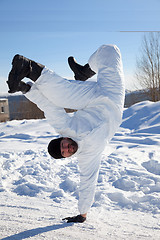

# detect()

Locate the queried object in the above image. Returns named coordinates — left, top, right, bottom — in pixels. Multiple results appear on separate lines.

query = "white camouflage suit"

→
left=26, top=45, right=125, bottom=214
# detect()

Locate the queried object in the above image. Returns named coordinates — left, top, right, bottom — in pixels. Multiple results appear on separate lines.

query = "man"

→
left=7, top=45, right=125, bottom=223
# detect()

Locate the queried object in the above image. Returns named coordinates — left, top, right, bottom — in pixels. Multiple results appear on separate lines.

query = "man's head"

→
left=48, top=137, right=78, bottom=159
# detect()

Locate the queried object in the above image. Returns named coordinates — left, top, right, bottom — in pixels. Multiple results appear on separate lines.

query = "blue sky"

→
left=0, top=0, right=160, bottom=92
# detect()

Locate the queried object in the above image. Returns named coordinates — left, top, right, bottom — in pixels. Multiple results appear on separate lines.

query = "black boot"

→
left=17, top=81, right=31, bottom=94
left=7, top=81, right=31, bottom=94
left=68, top=56, right=96, bottom=81
left=7, top=54, right=45, bottom=93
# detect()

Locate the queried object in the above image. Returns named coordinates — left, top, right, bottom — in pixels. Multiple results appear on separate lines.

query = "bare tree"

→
left=136, top=32, right=160, bottom=101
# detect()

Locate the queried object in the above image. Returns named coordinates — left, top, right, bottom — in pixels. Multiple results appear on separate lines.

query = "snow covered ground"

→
left=0, top=100, right=160, bottom=239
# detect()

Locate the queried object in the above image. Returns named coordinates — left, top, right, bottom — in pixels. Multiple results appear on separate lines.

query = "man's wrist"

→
left=81, top=213, right=87, bottom=218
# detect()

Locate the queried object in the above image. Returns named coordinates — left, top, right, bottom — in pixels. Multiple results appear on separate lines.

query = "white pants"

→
left=32, top=45, right=125, bottom=112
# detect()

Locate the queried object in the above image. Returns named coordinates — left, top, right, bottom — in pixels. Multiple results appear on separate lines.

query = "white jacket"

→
left=26, top=45, right=125, bottom=214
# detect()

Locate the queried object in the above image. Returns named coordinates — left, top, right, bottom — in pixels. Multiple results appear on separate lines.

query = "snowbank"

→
left=0, top=101, right=160, bottom=239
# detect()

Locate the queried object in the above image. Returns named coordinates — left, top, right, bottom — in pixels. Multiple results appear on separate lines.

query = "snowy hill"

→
left=0, top=101, right=160, bottom=239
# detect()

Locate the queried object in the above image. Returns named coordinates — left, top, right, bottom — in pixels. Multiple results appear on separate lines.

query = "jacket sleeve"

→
left=77, top=152, right=101, bottom=214
left=25, top=83, right=71, bottom=133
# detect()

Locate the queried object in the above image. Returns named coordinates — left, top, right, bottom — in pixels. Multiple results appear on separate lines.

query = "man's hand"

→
left=62, top=214, right=86, bottom=223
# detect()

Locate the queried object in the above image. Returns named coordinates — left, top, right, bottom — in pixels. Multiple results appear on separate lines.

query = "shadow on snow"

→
left=1, top=222, right=73, bottom=240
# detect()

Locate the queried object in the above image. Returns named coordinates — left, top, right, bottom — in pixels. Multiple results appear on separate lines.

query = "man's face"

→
left=60, top=138, right=78, bottom=158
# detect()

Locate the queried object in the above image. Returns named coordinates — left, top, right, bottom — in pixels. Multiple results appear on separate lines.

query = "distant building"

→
left=125, top=90, right=151, bottom=108
left=0, top=94, right=44, bottom=122
left=0, top=99, right=9, bottom=122
left=7, top=95, right=44, bottom=120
